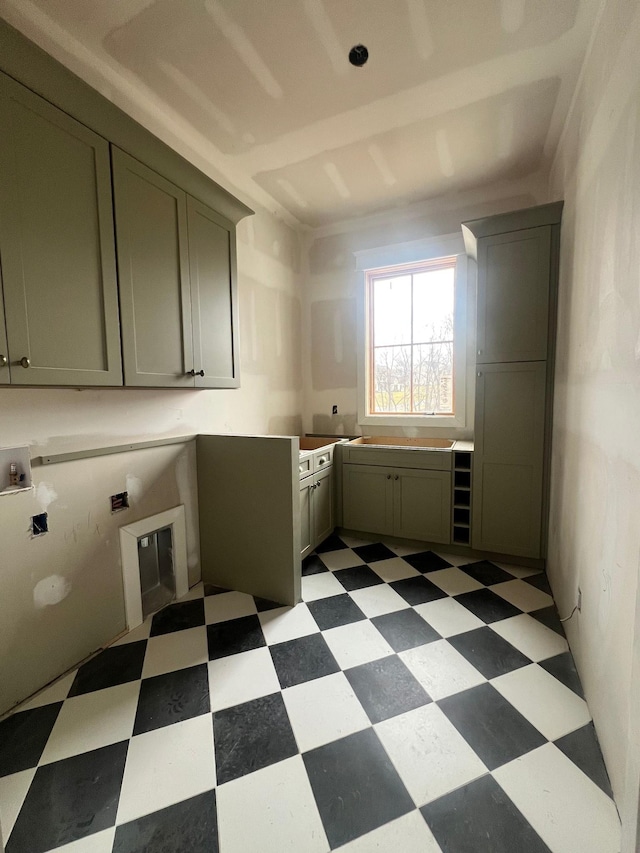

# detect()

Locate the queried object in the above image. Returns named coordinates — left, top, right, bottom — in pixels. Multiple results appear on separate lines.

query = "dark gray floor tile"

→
left=303, top=728, right=414, bottom=849
left=302, top=554, right=329, bottom=576
left=150, top=599, right=205, bottom=636
left=315, top=534, right=348, bottom=553
left=334, top=565, right=384, bottom=591
left=0, top=703, right=62, bottom=778
left=454, top=589, right=523, bottom=623
left=523, top=572, right=553, bottom=595
left=307, top=594, right=366, bottom=630
left=459, top=561, right=514, bottom=586
left=253, top=596, right=283, bottom=612
left=390, top=575, right=448, bottom=605
left=270, top=633, right=340, bottom=689
left=448, top=627, right=531, bottom=679
left=403, top=551, right=453, bottom=573
left=113, top=790, right=218, bottom=853
left=345, top=656, right=431, bottom=724
left=438, top=683, right=546, bottom=770
left=133, top=664, right=210, bottom=735
left=421, top=774, right=551, bottom=853
left=214, top=692, right=297, bottom=784
left=371, top=609, right=440, bottom=652
left=68, top=641, right=147, bottom=697
left=352, top=543, right=397, bottom=563
left=530, top=605, right=565, bottom=636
left=207, top=614, right=266, bottom=661
left=6, top=741, right=129, bottom=853
left=204, top=584, right=229, bottom=596
left=539, top=651, right=584, bottom=698
left=554, top=724, right=613, bottom=797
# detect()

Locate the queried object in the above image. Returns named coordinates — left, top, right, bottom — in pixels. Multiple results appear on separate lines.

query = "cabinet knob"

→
left=186, top=369, right=196, bottom=377
left=477, top=349, right=482, bottom=355
left=19, top=356, right=30, bottom=368
left=186, top=369, right=205, bottom=377
left=477, top=371, right=483, bottom=377
left=394, top=475, right=399, bottom=480
left=386, top=474, right=391, bottom=480
left=316, top=480, right=321, bottom=488
left=196, top=370, right=205, bottom=377
left=0, top=354, right=7, bottom=367
left=318, top=457, right=326, bottom=465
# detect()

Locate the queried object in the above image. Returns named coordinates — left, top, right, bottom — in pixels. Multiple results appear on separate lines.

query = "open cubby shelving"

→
left=452, top=451, right=473, bottom=545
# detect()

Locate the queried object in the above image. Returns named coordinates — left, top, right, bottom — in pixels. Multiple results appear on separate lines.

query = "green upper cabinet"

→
left=0, top=73, right=122, bottom=386
left=475, top=226, right=551, bottom=363
left=112, top=148, right=193, bottom=387
left=187, top=197, right=239, bottom=389
left=112, top=148, right=240, bottom=389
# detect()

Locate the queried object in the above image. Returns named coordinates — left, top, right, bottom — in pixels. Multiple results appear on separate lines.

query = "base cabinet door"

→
left=473, top=361, right=547, bottom=557
left=394, top=468, right=451, bottom=544
left=300, top=477, right=314, bottom=560
left=342, top=464, right=394, bottom=536
left=0, top=279, right=9, bottom=384
left=313, top=467, right=333, bottom=546
left=0, top=73, right=122, bottom=386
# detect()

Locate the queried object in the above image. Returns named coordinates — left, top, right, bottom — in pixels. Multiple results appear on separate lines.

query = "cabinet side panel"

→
left=0, top=73, right=121, bottom=384
left=197, top=435, right=299, bottom=606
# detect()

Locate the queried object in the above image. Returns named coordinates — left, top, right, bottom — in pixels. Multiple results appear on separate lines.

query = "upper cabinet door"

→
left=0, top=74, right=122, bottom=386
left=476, top=226, right=551, bottom=363
left=0, top=268, right=9, bottom=385
left=187, top=197, right=239, bottom=389
left=112, top=148, right=194, bottom=387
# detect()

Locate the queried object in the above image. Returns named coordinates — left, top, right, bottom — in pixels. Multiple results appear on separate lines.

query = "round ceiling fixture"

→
left=348, top=44, right=369, bottom=67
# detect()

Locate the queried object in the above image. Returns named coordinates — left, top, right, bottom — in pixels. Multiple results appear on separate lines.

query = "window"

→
left=356, top=234, right=468, bottom=429
left=367, top=257, right=456, bottom=416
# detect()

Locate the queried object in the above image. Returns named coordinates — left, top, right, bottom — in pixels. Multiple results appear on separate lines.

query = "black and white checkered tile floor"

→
left=0, top=534, right=621, bottom=853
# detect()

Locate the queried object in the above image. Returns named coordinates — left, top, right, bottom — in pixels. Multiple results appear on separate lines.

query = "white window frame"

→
left=355, top=233, right=468, bottom=429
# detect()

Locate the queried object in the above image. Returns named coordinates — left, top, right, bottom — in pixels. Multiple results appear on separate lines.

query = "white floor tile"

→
left=400, top=640, right=486, bottom=701
left=116, top=714, right=216, bottom=824
left=425, top=567, right=484, bottom=596
left=179, top=582, right=205, bottom=601
left=142, top=626, right=208, bottom=678
left=282, top=672, right=370, bottom=752
left=415, top=598, right=485, bottom=637
left=39, top=681, right=140, bottom=765
left=338, top=810, right=443, bottom=852
left=209, top=647, right=280, bottom=713
left=259, top=603, right=318, bottom=644
left=204, top=590, right=257, bottom=624
left=491, top=579, right=554, bottom=612
left=302, top=571, right=345, bottom=602
left=16, top=671, right=76, bottom=712
left=491, top=664, right=591, bottom=740
left=323, top=621, right=394, bottom=669
left=489, top=614, right=568, bottom=661
left=387, top=542, right=425, bottom=557
left=370, top=557, right=421, bottom=582
left=375, top=704, right=487, bottom=807
left=494, top=743, right=621, bottom=853
left=493, top=561, right=541, bottom=579
left=349, top=584, right=410, bottom=618
left=111, top=618, right=152, bottom=646
left=217, top=755, right=328, bottom=853
left=0, top=768, right=36, bottom=841
left=52, top=828, right=116, bottom=853
left=319, top=549, right=366, bottom=571
left=339, top=534, right=375, bottom=548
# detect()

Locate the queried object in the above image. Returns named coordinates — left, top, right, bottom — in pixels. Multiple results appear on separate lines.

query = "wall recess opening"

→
left=119, top=506, right=188, bottom=631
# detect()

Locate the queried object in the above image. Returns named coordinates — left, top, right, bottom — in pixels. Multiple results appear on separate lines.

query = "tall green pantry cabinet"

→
left=462, top=202, right=563, bottom=559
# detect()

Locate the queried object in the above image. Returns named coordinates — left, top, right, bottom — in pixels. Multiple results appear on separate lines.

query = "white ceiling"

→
left=0, top=0, right=600, bottom=228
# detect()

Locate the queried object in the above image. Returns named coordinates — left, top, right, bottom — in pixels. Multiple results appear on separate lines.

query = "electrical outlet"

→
left=332, top=405, right=338, bottom=415
left=32, top=512, right=48, bottom=535
left=577, top=587, right=582, bottom=612
left=111, top=492, right=129, bottom=512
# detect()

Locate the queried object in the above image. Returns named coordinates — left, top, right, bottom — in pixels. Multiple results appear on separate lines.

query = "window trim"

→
left=355, top=233, right=468, bottom=429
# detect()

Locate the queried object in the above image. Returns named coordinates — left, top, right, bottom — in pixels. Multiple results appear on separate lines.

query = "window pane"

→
left=373, top=345, right=412, bottom=412
left=413, top=268, right=454, bottom=343
left=373, top=276, right=412, bottom=346
left=412, top=342, right=453, bottom=413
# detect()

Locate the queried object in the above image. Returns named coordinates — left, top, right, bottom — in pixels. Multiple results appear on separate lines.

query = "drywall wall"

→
left=547, top=0, right=640, bottom=844
left=302, top=177, right=548, bottom=438
left=0, top=203, right=304, bottom=715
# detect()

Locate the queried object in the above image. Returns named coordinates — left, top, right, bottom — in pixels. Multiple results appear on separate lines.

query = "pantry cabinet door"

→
left=112, top=147, right=194, bottom=387
left=0, top=73, right=122, bottom=385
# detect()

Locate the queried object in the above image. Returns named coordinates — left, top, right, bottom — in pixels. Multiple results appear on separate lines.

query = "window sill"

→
left=358, top=413, right=466, bottom=429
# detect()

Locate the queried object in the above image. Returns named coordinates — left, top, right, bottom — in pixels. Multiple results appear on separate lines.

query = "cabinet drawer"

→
left=314, top=446, right=334, bottom=472
left=344, top=446, right=451, bottom=471
left=299, top=456, right=313, bottom=479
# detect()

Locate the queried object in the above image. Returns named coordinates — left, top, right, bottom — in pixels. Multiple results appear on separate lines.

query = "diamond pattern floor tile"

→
left=1, top=535, right=620, bottom=853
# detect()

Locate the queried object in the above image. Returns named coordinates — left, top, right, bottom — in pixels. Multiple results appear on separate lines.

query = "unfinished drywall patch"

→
left=33, top=575, right=71, bottom=609
left=36, top=482, right=58, bottom=512
left=125, top=474, right=143, bottom=502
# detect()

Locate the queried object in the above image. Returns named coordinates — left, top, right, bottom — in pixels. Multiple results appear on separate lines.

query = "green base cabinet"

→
left=300, top=466, right=334, bottom=559
left=343, top=464, right=394, bottom=537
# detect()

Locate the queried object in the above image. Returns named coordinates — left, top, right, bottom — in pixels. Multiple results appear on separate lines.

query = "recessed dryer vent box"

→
left=0, top=445, right=33, bottom=495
